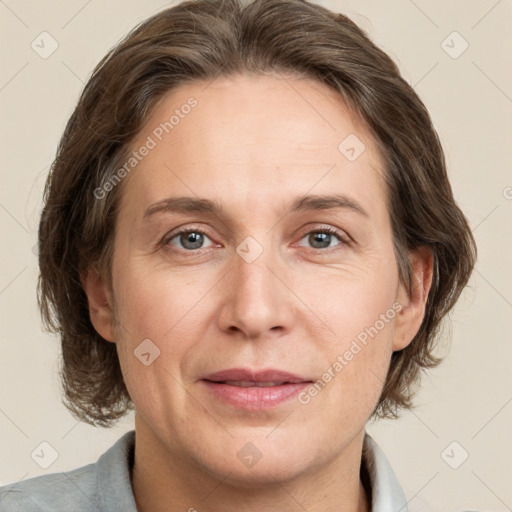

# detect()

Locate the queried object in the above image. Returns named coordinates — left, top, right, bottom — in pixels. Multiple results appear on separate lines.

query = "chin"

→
left=209, top=457, right=311, bottom=489
left=191, top=436, right=317, bottom=488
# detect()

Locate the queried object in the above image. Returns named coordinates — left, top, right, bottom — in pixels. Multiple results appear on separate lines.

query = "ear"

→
left=80, top=266, right=116, bottom=343
left=392, top=246, right=434, bottom=351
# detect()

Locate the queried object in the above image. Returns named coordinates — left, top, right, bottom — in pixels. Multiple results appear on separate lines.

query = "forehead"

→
left=118, top=73, right=388, bottom=222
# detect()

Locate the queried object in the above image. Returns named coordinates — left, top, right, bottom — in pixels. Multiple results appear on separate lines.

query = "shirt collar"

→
left=96, top=429, right=408, bottom=512
left=363, top=432, right=409, bottom=512
left=96, top=430, right=138, bottom=511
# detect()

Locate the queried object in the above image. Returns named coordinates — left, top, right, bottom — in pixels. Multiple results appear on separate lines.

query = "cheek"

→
left=112, top=260, right=208, bottom=342
left=296, top=267, right=398, bottom=415
left=301, top=260, right=398, bottom=345
left=110, top=261, right=214, bottom=400
left=300, top=322, right=394, bottom=431
left=110, top=268, right=200, bottom=414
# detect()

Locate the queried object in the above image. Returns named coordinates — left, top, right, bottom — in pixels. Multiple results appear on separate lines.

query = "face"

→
left=85, top=72, right=430, bottom=485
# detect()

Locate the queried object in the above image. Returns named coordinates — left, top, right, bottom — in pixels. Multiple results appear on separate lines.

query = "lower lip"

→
left=201, top=380, right=311, bottom=410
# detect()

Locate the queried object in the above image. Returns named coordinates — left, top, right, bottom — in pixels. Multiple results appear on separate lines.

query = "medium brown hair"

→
left=38, top=0, right=477, bottom=426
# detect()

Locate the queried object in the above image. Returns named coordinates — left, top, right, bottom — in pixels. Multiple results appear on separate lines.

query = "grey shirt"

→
left=0, top=430, right=408, bottom=511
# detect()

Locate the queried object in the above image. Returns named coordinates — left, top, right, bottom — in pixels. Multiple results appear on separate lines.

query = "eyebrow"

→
left=143, top=193, right=370, bottom=220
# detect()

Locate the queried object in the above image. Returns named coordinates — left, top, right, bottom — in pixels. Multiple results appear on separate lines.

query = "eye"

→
left=163, top=225, right=349, bottom=254
left=164, top=228, right=216, bottom=251
left=297, top=227, right=349, bottom=250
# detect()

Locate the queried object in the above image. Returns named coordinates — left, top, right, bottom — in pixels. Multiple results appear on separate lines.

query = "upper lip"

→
left=203, top=368, right=313, bottom=384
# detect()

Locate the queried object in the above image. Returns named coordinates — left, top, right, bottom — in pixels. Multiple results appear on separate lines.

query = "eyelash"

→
left=162, top=225, right=350, bottom=255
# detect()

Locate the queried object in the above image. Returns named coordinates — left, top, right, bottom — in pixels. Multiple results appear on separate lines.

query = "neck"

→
left=131, top=416, right=370, bottom=512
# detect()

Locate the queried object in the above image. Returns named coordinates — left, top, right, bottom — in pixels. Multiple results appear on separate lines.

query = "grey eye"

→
left=298, top=229, right=344, bottom=250
left=167, top=230, right=214, bottom=251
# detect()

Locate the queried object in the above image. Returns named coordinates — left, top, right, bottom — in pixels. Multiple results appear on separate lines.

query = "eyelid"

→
left=296, top=223, right=350, bottom=241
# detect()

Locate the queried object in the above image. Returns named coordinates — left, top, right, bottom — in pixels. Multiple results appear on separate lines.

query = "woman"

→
left=0, top=0, right=476, bottom=510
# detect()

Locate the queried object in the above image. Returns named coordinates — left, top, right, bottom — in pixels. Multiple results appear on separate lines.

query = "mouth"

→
left=200, top=368, right=314, bottom=410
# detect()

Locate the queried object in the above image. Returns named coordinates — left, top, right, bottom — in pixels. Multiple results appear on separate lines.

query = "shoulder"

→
left=0, top=463, right=98, bottom=511
left=0, top=430, right=136, bottom=512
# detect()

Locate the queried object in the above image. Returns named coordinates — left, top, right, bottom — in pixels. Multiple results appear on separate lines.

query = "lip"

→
left=203, top=368, right=310, bottom=383
left=201, top=368, right=313, bottom=411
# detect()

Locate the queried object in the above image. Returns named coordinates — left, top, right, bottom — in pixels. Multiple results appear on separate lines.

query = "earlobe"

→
left=392, top=246, right=434, bottom=352
left=80, top=266, right=116, bottom=343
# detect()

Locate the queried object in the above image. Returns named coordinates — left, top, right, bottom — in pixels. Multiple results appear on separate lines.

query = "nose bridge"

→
left=218, top=234, right=293, bottom=338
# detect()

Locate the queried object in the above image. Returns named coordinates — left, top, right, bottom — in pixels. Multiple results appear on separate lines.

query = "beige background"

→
left=1, top=0, right=511, bottom=510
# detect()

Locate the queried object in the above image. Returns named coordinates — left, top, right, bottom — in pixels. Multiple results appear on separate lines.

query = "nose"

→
left=216, top=241, right=295, bottom=340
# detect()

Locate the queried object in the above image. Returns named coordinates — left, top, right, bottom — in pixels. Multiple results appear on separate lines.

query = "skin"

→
left=83, top=72, right=433, bottom=512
